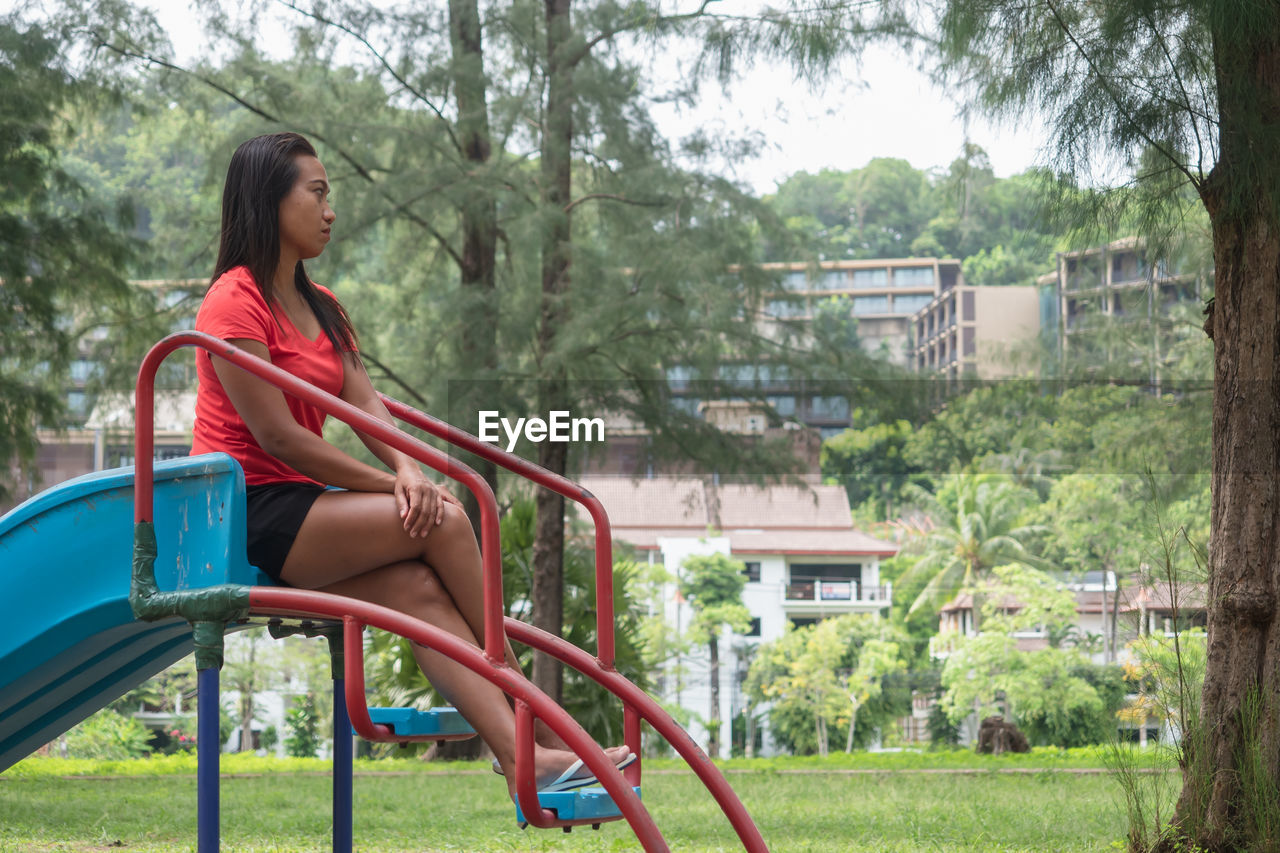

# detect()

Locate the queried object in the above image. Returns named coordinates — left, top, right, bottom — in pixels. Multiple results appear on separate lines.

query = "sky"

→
left=17, top=0, right=1052, bottom=194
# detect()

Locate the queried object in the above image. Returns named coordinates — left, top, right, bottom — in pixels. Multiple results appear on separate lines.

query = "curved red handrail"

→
left=247, top=587, right=667, bottom=849
left=505, top=618, right=769, bottom=852
left=132, top=331, right=768, bottom=850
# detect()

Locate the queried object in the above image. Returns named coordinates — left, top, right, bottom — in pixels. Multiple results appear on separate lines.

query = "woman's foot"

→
left=500, top=745, right=633, bottom=799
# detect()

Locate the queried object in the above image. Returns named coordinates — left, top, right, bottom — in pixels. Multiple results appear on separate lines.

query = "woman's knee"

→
left=353, top=561, right=448, bottom=614
left=422, top=501, right=478, bottom=553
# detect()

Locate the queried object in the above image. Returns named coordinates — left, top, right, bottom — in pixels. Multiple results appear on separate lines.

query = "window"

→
left=783, top=271, right=808, bottom=292
left=745, top=617, right=762, bottom=637
left=670, top=397, right=701, bottom=416
left=809, top=396, right=850, bottom=420
left=742, top=561, right=761, bottom=583
left=894, top=294, right=933, bottom=315
left=852, top=295, right=889, bottom=314
left=721, top=364, right=759, bottom=387
left=767, top=298, right=806, bottom=319
left=821, top=270, right=850, bottom=290
left=894, top=267, right=935, bottom=288
left=766, top=395, right=796, bottom=417
left=665, top=365, right=695, bottom=390
left=852, top=268, right=888, bottom=288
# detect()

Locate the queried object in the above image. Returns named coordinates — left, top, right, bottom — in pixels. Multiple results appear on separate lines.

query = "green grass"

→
left=0, top=754, right=1174, bottom=852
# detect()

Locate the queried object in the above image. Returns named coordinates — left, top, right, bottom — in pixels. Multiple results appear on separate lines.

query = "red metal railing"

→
left=133, top=331, right=768, bottom=851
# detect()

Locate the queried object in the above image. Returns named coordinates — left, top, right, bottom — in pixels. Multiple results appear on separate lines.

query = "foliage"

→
left=1121, top=630, right=1207, bottom=731
left=821, top=410, right=927, bottom=518
left=283, top=693, right=320, bottom=759
left=939, top=566, right=1125, bottom=747
left=64, top=709, right=152, bottom=760
left=679, top=553, right=752, bottom=645
left=746, top=615, right=909, bottom=755
left=897, top=475, right=1046, bottom=616
left=0, top=16, right=135, bottom=498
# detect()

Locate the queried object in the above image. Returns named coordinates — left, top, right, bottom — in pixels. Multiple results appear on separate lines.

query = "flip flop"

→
left=494, top=748, right=637, bottom=778
left=539, top=757, right=596, bottom=793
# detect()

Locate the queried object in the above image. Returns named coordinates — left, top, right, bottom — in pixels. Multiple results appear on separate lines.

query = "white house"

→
left=578, top=476, right=897, bottom=758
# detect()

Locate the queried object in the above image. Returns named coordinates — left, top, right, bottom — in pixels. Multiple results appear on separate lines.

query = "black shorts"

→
left=245, top=482, right=326, bottom=580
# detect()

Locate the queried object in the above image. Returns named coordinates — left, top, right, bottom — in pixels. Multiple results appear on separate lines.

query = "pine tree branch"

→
left=359, top=351, right=431, bottom=409
left=273, top=0, right=464, bottom=158
left=1041, top=0, right=1202, bottom=192
left=563, top=193, right=669, bottom=214
left=86, top=34, right=466, bottom=270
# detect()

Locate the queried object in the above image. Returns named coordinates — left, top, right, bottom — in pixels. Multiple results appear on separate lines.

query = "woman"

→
left=191, top=132, right=628, bottom=798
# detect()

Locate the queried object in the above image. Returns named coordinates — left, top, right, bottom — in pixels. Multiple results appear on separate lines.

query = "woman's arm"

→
left=209, top=340, right=395, bottom=494
left=336, top=351, right=463, bottom=533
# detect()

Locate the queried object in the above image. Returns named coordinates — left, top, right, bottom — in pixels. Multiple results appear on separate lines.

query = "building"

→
left=1, top=280, right=201, bottom=515
left=910, top=285, right=1041, bottom=391
left=759, top=258, right=964, bottom=368
left=1040, top=237, right=1211, bottom=368
left=578, top=475, right=897, bottom=757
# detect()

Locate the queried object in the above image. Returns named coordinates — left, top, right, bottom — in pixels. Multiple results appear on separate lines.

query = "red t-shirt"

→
left=191, top=266, right=350, bottom=486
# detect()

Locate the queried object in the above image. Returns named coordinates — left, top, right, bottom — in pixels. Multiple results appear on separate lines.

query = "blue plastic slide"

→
left=0, top=454, right=270, bottom=771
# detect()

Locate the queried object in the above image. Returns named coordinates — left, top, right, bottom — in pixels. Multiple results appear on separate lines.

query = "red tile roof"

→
left=576, top=477, right=898, bottom=557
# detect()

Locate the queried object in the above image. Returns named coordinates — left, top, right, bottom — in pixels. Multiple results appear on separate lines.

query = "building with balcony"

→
left=759, top=258, right=964, bottom=368
left=578, top=475, right=897, bottom=757
left=909, top=285, right=1041, bottom=392
left=1040, top=237, right=1211, bottom=365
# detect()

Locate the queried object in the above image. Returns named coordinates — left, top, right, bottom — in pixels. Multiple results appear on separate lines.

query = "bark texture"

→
left=530, top=0, right=574, bottom=704
left=1169, top=18, right=1280, bottom=851
left=448, top=0, right=500, bottom=531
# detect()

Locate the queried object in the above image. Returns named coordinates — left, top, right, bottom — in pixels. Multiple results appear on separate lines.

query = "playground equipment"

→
left=0, top=331, right=768, bottom=852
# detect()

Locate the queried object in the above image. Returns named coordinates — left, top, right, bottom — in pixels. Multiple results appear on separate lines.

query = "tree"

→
left=679, top=553, right=751, bottom=757
left=0, top=16, right=134, bottom=500
left=896, top=474, right=1046, bottom=617
left=746, top=614, right=909, bottom=756
left=939, top=565, right=1122, bottom=747
left=844, top=638, right=904, bottom=752
left=821, top=410, right=926, bottom=518
left=927, top=3, right=1278, bottom=840
left=1036, top=474, right=1146, bottom=663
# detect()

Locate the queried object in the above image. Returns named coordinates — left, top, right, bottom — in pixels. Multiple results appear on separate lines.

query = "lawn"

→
left=0, top=753, right=1175, bottom=852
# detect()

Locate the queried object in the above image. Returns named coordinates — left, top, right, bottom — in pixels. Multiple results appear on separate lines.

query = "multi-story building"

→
left=910, top=285, right=1041, bottom=391
left=759, top=258, right=964, bottom=368
left=579, top=475, right=897, bottom=757
left=1040, top=237, right=1211, bottom=366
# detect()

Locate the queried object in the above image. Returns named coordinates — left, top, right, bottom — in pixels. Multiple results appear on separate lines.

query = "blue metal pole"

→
left=197, top=666, right=220, bottom=853
left=332, top=678, right=353, bottom=853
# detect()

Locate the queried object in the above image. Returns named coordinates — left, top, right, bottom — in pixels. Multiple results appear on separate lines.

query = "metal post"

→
left=332, top=678, right=353, bottom=853
left=197, top=666, right=220, bottom=853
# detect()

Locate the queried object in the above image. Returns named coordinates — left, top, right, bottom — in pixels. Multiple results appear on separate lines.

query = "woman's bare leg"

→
left=313, top=561, right=622, bottom=797
left=282, top=490, right=573, bottom=748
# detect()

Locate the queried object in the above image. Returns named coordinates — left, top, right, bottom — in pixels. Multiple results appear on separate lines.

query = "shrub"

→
left=65, top=709, right=152, bottom=760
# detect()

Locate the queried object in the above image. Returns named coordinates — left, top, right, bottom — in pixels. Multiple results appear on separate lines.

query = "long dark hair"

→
left=213, top=132, right=357, bottom=352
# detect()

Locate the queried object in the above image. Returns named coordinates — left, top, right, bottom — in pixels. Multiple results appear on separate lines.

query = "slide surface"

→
left=0, top=454, right=270, bottom=772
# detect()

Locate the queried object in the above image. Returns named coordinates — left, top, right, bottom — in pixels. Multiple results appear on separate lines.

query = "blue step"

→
left=516, top=786, right=642, bottom=825
left=358, top=706, right=475, bottom=738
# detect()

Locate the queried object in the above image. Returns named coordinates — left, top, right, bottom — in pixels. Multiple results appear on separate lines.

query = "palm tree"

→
left=899, top=475, right=1047, bottom=620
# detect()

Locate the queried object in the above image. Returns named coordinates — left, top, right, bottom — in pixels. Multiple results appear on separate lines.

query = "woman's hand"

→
left=394, top=467, right=464, bottom=537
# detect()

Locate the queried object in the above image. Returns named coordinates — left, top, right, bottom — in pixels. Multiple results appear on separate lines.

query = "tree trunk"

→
left=708, top=634, right=720, bottom=756
left=530, top=0, right=574, bottom=705
left=447, top=0, right=500, bottom=532
left=846, top=700, right=858, bottom=753
left=1168, top=23, right=1280, bottom=850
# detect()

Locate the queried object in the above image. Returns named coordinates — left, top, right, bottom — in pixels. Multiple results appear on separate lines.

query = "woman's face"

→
left=278, top=155, right=335, bottom=262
